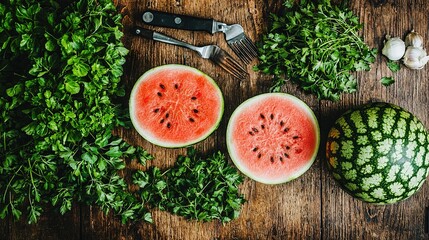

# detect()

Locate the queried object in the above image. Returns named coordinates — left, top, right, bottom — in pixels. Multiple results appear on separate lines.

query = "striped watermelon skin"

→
left=326, top=102, right=429, bottom=204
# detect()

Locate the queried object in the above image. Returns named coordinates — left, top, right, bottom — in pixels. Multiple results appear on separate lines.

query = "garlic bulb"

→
left=405, top=30, right=424, bottom=48
left=403, top=46, right=429, bottom=69
left=382, top=36, right=406, bottom=61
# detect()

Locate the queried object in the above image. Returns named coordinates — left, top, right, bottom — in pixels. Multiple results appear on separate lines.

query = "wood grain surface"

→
left=2, top=0, right=429, bottom=239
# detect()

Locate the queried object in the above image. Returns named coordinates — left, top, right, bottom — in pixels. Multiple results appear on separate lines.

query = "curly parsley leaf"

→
left=255, top=0, right=376, bottom=101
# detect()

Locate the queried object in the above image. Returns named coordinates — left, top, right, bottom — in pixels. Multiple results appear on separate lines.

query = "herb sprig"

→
left=255, top=0, right=377, bottom=101
left=133, top=148, right=245, bottom=223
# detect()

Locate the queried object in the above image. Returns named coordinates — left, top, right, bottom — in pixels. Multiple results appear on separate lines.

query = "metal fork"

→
left=133, top=27, right=248, bottom=79
left=141, top=10, right=258, bottom=64
left=215, top=23, right=259, bottom=64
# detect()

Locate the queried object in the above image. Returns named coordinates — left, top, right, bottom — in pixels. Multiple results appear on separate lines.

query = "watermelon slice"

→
left=226, top=93, right=320, bottom=184
left=129, top=64, right=224, bottom=148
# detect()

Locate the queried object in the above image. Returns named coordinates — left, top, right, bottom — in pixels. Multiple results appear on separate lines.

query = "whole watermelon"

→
left=326, top=102, right=429, bottom=204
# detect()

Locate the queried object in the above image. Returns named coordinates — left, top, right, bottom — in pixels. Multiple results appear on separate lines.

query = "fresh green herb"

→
left=133, top=148, right=245, bottom=223
left=254, top=0, right=377, bottom=101
left=380, top=76, right=395, bottom=86
left=0, top=0, right=245, bottom=225
left=0, top=0, right=153, bottom=224
left=387, top=60, right=401, bottom=72
left=283, top=0, right=294, bottom=8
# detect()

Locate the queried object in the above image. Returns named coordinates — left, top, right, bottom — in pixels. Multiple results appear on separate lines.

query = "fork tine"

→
left=217, top=58, right=248, bottom=79
left=211, top=47, right=248, bottom=79
left=243, top=36, right=258, bottom=56
left=224, top=54, right=249, bottom=79
left=240, top=38, right=258, bottom=60
left=222, top=57, right=248, bottom=79
left=229, top=42, right=252, bottom=65
left=228, top=35, right=258, bottom=64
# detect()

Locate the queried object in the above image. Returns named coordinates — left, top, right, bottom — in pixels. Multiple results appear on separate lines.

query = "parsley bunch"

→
left=255, top=0, right=377, bottom=101
left=0, top=0, right=153, bottom=224
left=0, top=0, right=246, bottom=224
left=133, top=148, right=245, bottom=223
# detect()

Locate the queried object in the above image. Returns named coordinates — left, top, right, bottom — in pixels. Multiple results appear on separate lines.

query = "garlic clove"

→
left=405, top=30, right=424, bottom=48
left=403, top=46, right=429, bottom=69
left=382, top=37, right=406, bottom=61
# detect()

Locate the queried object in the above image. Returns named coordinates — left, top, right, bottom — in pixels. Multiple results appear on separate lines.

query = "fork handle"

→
left=133, top=27, right=154, bottom=39
left=142, top=10, right=216, bottom=34
left=133, top=27, right=199, bottom=52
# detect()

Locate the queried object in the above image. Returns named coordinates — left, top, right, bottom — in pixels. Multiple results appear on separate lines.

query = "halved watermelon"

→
left=129, top=64, right=224, bottom=148
left=226, top=93, right=320, bottom=184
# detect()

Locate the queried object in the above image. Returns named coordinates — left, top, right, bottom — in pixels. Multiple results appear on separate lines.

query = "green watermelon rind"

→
left=226, top=93, right=320, bottom=184
left=326, top=102, right=429, bottom=204
left=129, top=64, right=224, bottom=148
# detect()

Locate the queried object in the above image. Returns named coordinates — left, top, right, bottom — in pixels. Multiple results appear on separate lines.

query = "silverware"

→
left=133, top=27, right=248, bottom=79
left=141, top=10, right=258, bottom=64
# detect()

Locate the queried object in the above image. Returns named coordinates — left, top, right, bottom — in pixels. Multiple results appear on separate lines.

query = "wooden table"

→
left=2, top=0, right=429, bottom=239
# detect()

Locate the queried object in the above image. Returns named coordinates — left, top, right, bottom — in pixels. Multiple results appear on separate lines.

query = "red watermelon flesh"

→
left=130, top=65, right=224, bottom=148
left=226, top=93, right=319, bottom=184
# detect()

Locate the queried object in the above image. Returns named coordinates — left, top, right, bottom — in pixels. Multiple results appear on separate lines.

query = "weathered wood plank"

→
left=6, top=204, right=81, bottom=240
left=0, top=214, right=9, bottom=240
left=3, top=0, right=429, bottom=239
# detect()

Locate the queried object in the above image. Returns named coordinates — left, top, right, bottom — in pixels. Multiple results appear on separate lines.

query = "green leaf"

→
left=6, top=84, right=23, bottom=97
left=20, top=34, right=31, bottom=48
left=105, top=146, right=122, bottom=158
left=72, top=61, right=90, bottom=77
left=64, top=78, right=80, bottom=94
left=116, top=46, right=129, bottom=56
left=380, top=76, right=395, bottom=86
left=45, top=40, right=56, bottom=52
left=97, top=159, right=107, bottom=171
left=387, top=60, right=400, bottom=72
left=144, top=212, right=153, bottom=223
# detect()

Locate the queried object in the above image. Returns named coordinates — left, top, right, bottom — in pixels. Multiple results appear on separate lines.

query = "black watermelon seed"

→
left=284, top=128, right=290, bottom=133
left=252, top=127, right=258, bottom=133
left=285, top=146, right=291, bottom=150
left=280, top=121, right=284, bottom=127
left=293, top=135, right=299, bottom=139
left=248, top=131, right=254, bottom=136
left=279, top=157, right=283, bottom=162
left=193, top=109, right=199, bottom=113
left=260, top=114, right=265, bottom=119
left=160, top=84, right=165, bottom=89
left=167, top=122, right=171, bottom=128
left=257, top=153, right=262, bottom=158
left=270, top=114, right=274, bottom=120
left=165, top=113, right=169, bottom=118
left=270, top=157, right=274, bottom=163
left=261, top=124, right=265, bottom=129
left=174, top=84, right=179, bottom=89
left=189, top=118, right=195, bottom=122
left=284, top=153, right=289, bottom=158
left=252, top=147, right=258, bottom=152
left=157, top=92, right=162, bottom=97
left=191, top=96, right=197, bottom=100
left=160, top=119, right=164, bottom=124
left=154, top=108, right=160, bottom=113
